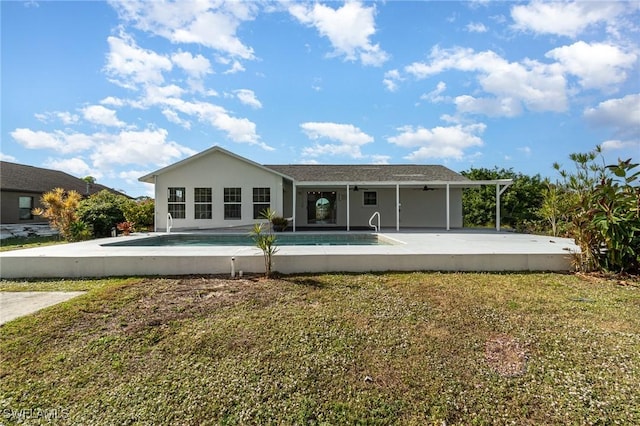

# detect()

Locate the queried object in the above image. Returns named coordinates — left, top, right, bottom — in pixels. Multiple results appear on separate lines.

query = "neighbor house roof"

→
left=0, top=161, right=125, bottom=196
left=265, top=164, right=470, bottom=184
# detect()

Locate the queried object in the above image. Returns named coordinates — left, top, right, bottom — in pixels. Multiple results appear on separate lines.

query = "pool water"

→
left=102, top=233, right=390, bottom=247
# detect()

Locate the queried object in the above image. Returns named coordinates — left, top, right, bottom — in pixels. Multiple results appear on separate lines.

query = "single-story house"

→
left=0, top=161, right=124, bottom=225
left=140, top=146, right=512, bottom=233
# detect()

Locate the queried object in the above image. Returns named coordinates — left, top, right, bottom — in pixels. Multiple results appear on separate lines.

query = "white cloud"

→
left=546, top=41, right=637, bottom=91
left=34, top=111, right=79, bottom=125
left=162, top=109, right=191, bottom=129
left=170, top=51, right=213, bottom=92
left=511, top=1, right=627, bottom=38
left=387, top=123, right=486, bottom=161
left=171, top=51, right=212, bottom=79
left=289, top=1, right=389, bottom=66
left=405, top=46, right=567, bottom=116
left=370, top=154, right=390, bottom=164
left=383, top=69, right=402, bottom=92
left=44, top=157, right=95, bottom=178
left=301, top=122, right=374, bottom=158
left=105, top=32, right=172, bottom=89
left=421, top=81, right=448, bottom=103
left=601, top=140, right=639, bottom=152
left=234, top=89, right=262, bottom=109
left=454, top=95, right=522, bottom=117
left=100, top=96, right=125, bottom=107
left=584, top=93, right=640, bottom=140
left=82, top=105, right=126, bottom=127
left=0, top=152, right=17, bottom=162
left=11, top=128, right=94, bottom=153
left=89, top=128, right=197, bottom=169
left=223, top=60, right=246, bottom=74
left=109, top=0, right=256, bottom=60
left=466, top=22, right=487, bottom=33
left=135, top=85, right=268, bottom=147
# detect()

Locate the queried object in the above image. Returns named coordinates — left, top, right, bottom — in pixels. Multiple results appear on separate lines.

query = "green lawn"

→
left=0, top=235, right=64, bottom=252
left=1, top=273, right=638, bottom=425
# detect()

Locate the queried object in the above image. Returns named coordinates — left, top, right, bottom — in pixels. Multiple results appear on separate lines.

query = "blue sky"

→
left=2, top=0, right=639, bottom=197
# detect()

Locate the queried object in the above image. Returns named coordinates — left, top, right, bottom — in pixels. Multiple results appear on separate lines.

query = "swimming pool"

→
left=102, top=233, right=392, bottom=247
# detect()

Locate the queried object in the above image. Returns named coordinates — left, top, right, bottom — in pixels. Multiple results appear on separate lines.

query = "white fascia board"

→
left=138, top=145, right=294, bottom=183
left=292, top=179, right=512, bottom=187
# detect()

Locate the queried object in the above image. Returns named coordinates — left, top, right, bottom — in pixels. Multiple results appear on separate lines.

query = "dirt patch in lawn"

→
left=484, top=333, right=528, bottom=377
left=79, top=275, right=286, bottom=335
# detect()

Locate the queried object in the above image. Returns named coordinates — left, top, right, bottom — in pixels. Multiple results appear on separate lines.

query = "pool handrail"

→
left=369, top=211, right=380, bottom=233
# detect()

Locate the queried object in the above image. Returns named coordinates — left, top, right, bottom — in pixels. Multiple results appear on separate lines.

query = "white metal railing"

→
left=368, top=211, right=380, bottom=233
left=167, top=213, right=173, bottom=233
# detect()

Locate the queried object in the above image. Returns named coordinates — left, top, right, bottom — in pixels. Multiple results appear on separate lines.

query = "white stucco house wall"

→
left=139, top=146, right=512, bottom=232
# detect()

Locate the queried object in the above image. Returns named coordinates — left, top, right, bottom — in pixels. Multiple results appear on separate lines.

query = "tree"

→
left=461, top=167, right=545, bottom=231
left=32, top=188, right=83, bottom=241
left=77, top=190, right=132, bottom=238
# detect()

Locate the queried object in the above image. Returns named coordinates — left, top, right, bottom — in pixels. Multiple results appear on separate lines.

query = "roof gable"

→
left=138, top=146, right=293, bottom=183
left=0, top=161, right=124, bottom=196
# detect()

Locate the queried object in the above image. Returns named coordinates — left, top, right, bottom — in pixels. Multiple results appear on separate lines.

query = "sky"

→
left=1, top=0, right=639, bottom=197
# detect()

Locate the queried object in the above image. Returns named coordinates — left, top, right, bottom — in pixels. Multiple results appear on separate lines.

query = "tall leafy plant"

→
left=32, top=187, right=83, bottom=241
left=553, top=146, right=639, bottom=274
left=250, top=208, right=279, bottom=277
left=592, top=159, right=640, bottom=273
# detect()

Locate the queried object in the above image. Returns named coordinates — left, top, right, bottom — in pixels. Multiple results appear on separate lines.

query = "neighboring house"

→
left=140, top=146, right=512, bottom=232
left=0, top=161, right=123, bottom=225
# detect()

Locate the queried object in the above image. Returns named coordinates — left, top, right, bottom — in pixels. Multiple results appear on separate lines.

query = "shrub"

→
left=77, top=190, right=131, bottom=238
left=123, top=198, right=154, bottom=231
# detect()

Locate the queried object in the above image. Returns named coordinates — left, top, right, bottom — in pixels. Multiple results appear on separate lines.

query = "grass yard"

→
left=0, top=235, right=63, bottom=252
left=1, top=273, right=638, bottom=425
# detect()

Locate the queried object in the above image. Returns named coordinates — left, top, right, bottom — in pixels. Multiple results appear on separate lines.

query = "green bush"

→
left=123, top=197, right=155, bottom=231
left=77, top=190, right=131, bottom=238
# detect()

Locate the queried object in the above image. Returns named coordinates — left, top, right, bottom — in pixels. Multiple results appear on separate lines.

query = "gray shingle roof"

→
left=264, top=164, right=469, bottom=183
left=0, top=161, right=124, bottom=196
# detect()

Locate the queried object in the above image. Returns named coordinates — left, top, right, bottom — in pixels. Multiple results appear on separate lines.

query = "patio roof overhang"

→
left=289, top=179, right=513, bottom=232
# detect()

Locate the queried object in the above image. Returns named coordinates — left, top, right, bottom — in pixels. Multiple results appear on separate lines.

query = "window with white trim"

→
left=194, top=188, right=212, bottom=219
left=253, top=187, right=271, bottom=219
left=363, top=191, right=377, bottom=206
left=167, top=187, right=186, bottom=219
left=224, top=187, right=241, bottom=220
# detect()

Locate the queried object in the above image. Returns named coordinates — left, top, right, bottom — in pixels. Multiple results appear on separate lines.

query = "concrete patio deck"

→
left=0, top=230, right=580, bottom=279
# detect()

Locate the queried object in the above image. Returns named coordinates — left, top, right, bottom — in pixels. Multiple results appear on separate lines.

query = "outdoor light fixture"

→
left=353, top=185, right=359, bottom=191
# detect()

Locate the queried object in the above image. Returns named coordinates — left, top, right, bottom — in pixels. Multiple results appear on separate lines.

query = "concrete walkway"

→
left=0, top=292, right=86, bottom=325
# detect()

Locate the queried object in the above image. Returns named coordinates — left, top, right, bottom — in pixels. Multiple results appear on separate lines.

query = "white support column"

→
left=292, top=182, right=297, bottom=232
left=346, top=184, right=350, bottom=231
left=446, top=183, right=450, bottom=231
left=396, top=184, right=400, bottom=232
left=496, top=184, right=500, bottom=232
